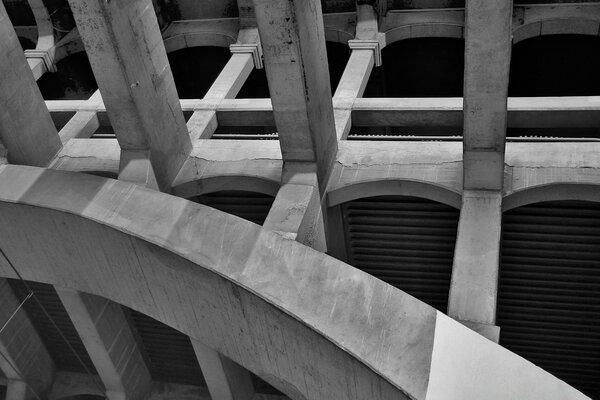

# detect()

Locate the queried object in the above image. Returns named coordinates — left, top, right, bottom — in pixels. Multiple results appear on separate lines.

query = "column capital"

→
left=24, top=49, right=56, bottom=73
left=348, top=39, right=382, bottom=66
left=229, top=43, right=263, bottom=69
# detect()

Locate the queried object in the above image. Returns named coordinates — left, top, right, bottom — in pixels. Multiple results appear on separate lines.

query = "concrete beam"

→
left=0, top=1, right=62, bottom=167
left=191, top=340, right=254, bottom=400
left=67, top=0, right=191, bottom=191
left=253, top=0, right=338, bottom=188
left=448, top=191, right=502, bottom=342
left=0, top=279, right=55, bottom=400
left=55, top=289, right=152, bottom=400
left=58, top=90, right=103, bottom=144
left=462, top=0, right=512, bottom=191
left=264, top=164, right=327, bottom=252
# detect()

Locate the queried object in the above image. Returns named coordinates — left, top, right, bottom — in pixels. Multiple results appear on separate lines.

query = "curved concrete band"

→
left=0, top=165, right=589, bottom=400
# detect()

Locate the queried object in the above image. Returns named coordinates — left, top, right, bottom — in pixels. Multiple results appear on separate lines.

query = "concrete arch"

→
left=0, top=165, right=588, bottom=400
left=324, top=28, right=354, bottom=44
left=512, top=18, right=600, bottom=45
left=163, top=33, right=237, bottom=53
left=171, top=175, right=280, bottom=199
left=503, top=183, right=600, bottom=212
left=327, top=179, right=462, bottom=209
left=383, top=23, right=464, bottom=48
left=53, top=38, right=86, bottom=64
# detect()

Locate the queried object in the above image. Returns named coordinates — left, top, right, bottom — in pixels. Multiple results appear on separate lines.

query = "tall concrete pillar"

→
left=56, top=289, right=152, bottom=400
left=462, top=0, right=512, bottom=191
left=253, top=0, right=337, bottom=188
left=67, top=0, right=192, bottom=191
left=191, top=340, right=254, bottom=400
left=0, top=279, right=55, bottom=400
left=0, top=2, right=62, bottom=167
left=448, top=191, right=502, bottom=342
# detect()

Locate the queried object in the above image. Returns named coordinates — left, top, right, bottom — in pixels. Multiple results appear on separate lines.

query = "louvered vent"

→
left=342, top=195, right=459, bottom=311
left=125, top=308, right=206, bottom=386
left=498, top=201, right=600, bottom=399
left=7, top=280, right=96, bottom=374
left=192, top=191, right=275, bottom=226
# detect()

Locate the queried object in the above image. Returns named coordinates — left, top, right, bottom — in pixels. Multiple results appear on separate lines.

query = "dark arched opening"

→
left=37, top=52, right=98, bottom=100
left=190, top=190, right=276, bottom=226
left=168, top=46, right=230, bottom=99
left=364, top=37, right=464, bottom=97
left=237, top=41, right=350, bottom=98
left=509, top=35, right=600, bottom=97
left=498, top=200, right=600, bottom=399
left=339, top=195, right=459, bottom=311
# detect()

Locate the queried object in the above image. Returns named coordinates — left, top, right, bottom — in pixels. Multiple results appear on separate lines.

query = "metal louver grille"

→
left=342, top=196, right=459, bottom=311
left=192, top=191, right=275, bottom=226
left=125, top=308, right=206, bottom=386
left=498, top=201, right=600, bottom=399
left=7, top=280, right=96, bottom=374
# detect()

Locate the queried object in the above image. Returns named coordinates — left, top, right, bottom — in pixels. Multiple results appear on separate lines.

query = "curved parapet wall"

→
left=0, top=165, right=589, bottom=400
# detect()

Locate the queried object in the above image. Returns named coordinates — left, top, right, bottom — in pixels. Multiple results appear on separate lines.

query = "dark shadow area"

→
left=18, top=36, right=36, bottom=50
left=37, top=52, right=98, bottom=100
left=237, top=41, right=350, bottom=98
left=321, top=0, right=355, bottom=13
left=509, top=35, right=600, bottom=97
left=3, top=0, right=36, bottom=26
left=364, top=37, right=464, bottom=97
left=168, top=46, right=230, bottom=99
left=340, top=195, right=459, bottom=311
left=191, top=190, right=275, bottom=226
left=499, top=200, right=600, bottom=400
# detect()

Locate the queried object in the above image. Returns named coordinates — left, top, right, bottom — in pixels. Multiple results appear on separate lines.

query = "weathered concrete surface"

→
left=56, top=289, right=152, bottom=400
left=0, top=1, right=62, bottom=167
left=171, top=140, right=282, bottom=199
left=49, top=138, right=120, bottom=177
left=192, top=340, right=254, bottom=400
left=58, top=90, right=103, bottom=144
left=253, top=0, right=337, bottom=187
left=448, top=191, right=502, bottom=330
left=462, top=0, right=512, bottom=191
left=0, top=165, right=590, bottom=400
left=0, top=279, right=55, bottom=400
left=68, top=0, right=191, bottom=190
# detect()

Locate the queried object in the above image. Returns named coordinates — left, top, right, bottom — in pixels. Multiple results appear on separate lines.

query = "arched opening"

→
left=190, top=190, right=276, bottom=226
left=509, top=34, right=600, bottom=97
left=236, top=41, right=350, bottom=99
left=339, top=195, right=459, bottom=311
left=37, top=52, right=98, bottom=100
left=168, top=46, right=231, bottom=99
left=498, top=200, right=600, bottom=399
left=363, top=37, right=465, bottom=98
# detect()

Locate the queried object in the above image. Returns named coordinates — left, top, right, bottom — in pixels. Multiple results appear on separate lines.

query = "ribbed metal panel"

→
left=7, top=280, right=96, bottom=374
left=342, top=196, right=459, bottom=311
left=192, top=191, right=275, bottom=226
left=125, top=308, right=206, bottom=386
left=499, top=201, right=600, bottom=399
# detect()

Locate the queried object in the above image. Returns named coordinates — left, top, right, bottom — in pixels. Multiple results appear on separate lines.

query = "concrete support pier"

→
left=0, top=1, right=62, bottom=167
left=67, top=0, right=191, bottom=190
left=448, top=191, right=502, bottom=342
left=56, top=289, right=152, bottom=400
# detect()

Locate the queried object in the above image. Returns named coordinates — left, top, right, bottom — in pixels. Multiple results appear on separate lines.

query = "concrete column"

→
left=448, top=191, right=502, bottom=342
left=253, top=0, right=337, bottom=188
left=0, top=279, right=55, bottom=400
left=191, top=340, right=253, bottom=400
left=67, top=0, right=191, bottom=191
left=56, top=289, right=152, bottom=400
left=462, top=0, right=512, bottom=191
left=264, top=164, right=327, bottom=252
left=58, top=90, right=103, bottom=144
left=187, top=28, right=260, bottom=140
left=24, top=0, right=57, bottom=80
left=0, top=1, right=62, bottom=167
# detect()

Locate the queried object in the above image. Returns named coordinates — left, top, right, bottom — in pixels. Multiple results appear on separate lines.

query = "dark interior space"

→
left=37, top=52, right=98, bottom=100
left=509, top=35, right=600, bottom=97
left=364, top=37, right=464, bottom=97
left=168, top=46, right=230, bottom=99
